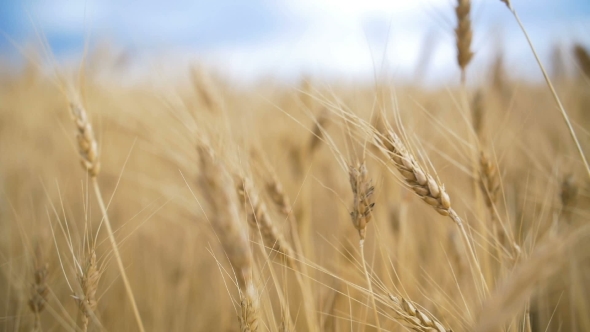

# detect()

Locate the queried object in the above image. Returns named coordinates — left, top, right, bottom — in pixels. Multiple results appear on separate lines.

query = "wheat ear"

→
left=197, top=146, right=259, bottom=331
left=265, top=171, right=298, bottom=227
left=74, top=250, right=102, bottom=332
left=479, top=152, right=500, bottom=212
left=377, top=129, right=489, bottom=295
left=455, top=0, right=473, bottom=84
left=28, top=245, right=48, bottom=332
left=379, top=131, right=451, bottom=216
left=387, top=294, right=451, bottom=332
left=348, top=162, right=376, bottom=242
left=239, top=175, right=320, bottom=332
left=237, top=177, right=295, bottom=267
left=68, top=99, right=145, bottom=332
left=348, top=162, right=381, bottom=331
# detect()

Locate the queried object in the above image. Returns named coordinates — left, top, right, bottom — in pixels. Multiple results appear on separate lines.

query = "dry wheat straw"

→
left=498, top=3, right=590, bottom=181
left=239, top=174, right=320, bottom=332
left=197, top=146, right=259, bottom=331
left=474, top=237, right=565, bottom=332
left=68, top=98, right=145, bottom=332
left=28, top=245, right=48, bottom=332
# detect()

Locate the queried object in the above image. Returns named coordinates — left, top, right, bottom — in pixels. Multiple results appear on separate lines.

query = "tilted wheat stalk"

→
left=375, top=128, right=489, bottom=295
left=348, top=161, right=381, bottom=331
left=496, top=0, right=590, bottom=181
left=67, top=97, right=145, bottom=332
left=378, top=131, right=451, bottom=217
left=197, top=146, right=259, bottom=332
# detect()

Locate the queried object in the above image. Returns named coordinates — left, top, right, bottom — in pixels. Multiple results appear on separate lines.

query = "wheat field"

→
left=1, top=1, right=590, bottom=331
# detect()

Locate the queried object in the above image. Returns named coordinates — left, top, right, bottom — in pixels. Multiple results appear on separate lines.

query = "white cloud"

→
left=14, top=0, right=590, bottom=84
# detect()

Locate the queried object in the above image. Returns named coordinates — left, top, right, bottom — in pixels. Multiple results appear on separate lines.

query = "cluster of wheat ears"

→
left=1, top=0, right=590, bottom=331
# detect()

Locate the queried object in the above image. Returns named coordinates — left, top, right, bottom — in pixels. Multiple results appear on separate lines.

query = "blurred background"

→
left=1, top=0, right=589, bottom=84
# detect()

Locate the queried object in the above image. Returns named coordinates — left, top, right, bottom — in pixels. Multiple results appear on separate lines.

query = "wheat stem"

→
left=503, top=5, right=590, bottom=181
left=360, top=240, right=381, bottom=332
left=92, top=179, right=145, bottom=332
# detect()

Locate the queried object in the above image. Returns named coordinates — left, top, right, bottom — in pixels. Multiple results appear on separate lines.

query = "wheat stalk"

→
left=197, top=145, right=259, bottom=331
left=67, top=98, right=145, bottom=332
left=348, top=161, right=381, bottom=331
left=376, top=128, right=489, bottom=295
left=497, top=1, right=590, bottom=181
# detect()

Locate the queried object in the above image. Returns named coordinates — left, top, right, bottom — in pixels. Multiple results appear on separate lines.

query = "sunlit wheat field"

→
left=1, top=1, right=590, bottom=331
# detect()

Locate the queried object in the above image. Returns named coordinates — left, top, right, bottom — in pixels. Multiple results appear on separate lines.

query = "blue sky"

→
left=1, top=0, right=589, bottom=83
